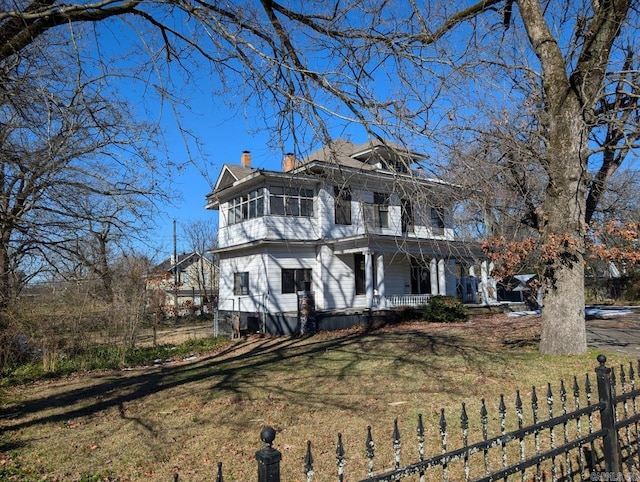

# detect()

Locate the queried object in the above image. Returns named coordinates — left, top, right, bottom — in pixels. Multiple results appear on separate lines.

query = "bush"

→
left=422, top=296, right=468, bottom=322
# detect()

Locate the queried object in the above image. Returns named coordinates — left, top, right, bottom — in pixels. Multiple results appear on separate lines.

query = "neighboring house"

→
left=146, top=252, right=217, bottom=317
left=205, top=140, right=487, bottom=334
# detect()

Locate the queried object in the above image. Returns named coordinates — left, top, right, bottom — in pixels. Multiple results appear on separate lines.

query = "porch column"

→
left=376, top=253, right=385, bottom=303
left=438, top=259, right=446, bottom=295
left=446, top=260, right=457, bottom=296
left=365, top=250, right=374, bottom=308
left=480, top=260, right=489, bottom=305
left=430, top=258, right=438, bottom=294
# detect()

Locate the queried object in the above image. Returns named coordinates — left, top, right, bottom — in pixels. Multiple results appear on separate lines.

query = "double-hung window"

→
left=281, top=268, right=312, bottom=293
left=233, top=272, right=249, bottom=295
left=431, top=207, right=445, bottom=234
left=374, top=192, right=389, bottom=228
left=334, top=186, right=352, bottom=225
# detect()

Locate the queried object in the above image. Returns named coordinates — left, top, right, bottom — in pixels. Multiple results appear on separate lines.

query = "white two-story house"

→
left=206, top=139, right=485, bottom=334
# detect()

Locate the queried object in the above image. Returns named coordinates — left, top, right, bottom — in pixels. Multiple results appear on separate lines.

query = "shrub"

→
left=422, top=296, right=468, bottom=322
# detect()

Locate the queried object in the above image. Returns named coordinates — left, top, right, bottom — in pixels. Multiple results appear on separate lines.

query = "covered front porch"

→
left=330, top=235, right=490, bottom=309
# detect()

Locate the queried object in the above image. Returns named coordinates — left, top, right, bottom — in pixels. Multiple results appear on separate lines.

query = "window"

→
left=354, top=253, right=366, bottom=295
left=233, top=272, right=249, bottom=295
left=431, top=207, right=445, bottom=234
left=374, top=192, right=389, bottom=228
left=282, top=268, right=312, bottom=293
left=334, top=186, right=352, bottom=225
left=228, top=189, right=264, bottom=225
left=270, top=186, right=314, bottom=217
left=410, top=258, right=430, bottom=294
left=401, top=198, right=413, bottom=233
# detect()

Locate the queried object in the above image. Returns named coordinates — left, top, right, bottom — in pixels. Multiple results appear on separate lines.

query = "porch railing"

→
left=378, top=293, right=433, bottom=308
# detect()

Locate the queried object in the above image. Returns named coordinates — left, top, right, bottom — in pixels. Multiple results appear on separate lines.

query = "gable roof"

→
left=213, top=164, right=258, bottom=192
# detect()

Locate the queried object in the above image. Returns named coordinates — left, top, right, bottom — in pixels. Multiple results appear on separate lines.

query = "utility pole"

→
left=173, top=219, right=178, bottom=314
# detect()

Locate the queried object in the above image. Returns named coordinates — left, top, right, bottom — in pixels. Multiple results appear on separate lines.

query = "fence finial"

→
left=256, top=426, right=282, bottom=482
left=597, top=353, right=607, bottom=367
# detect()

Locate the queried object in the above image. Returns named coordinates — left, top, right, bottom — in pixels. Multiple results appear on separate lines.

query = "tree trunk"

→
left=0, top=231, right=12, bottom=309
left=538, top=101, right=588, bottom=354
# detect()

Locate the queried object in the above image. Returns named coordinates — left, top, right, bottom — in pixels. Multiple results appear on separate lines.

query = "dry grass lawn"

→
left=0, top=313, right=635, bottom=481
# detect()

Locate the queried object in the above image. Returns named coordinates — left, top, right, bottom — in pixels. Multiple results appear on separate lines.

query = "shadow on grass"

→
left=0, top=324, right=535, bottom=446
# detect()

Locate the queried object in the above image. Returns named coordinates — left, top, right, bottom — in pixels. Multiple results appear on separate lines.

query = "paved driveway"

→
left=586, top=306, right=640, bottom=356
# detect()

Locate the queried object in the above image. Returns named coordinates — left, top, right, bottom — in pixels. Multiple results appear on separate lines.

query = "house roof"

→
left=206, top=138, right=441, bottom=209
left=151, top=252, right=201, bottom=275
left=298, top=138, right=426, bottom=170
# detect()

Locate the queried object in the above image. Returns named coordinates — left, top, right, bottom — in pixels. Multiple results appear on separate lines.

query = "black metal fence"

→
left=176, top=354, right=640, bottom=481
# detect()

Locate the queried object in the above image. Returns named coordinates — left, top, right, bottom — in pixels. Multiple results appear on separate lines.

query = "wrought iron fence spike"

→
left=480, top=398, right=488, bottom=418
left=393, top=418, right=401, bottom=470
left=515, top=390, right=523, bottom=430
left=611, top=361, right=617, bottom=394
left=215, top=461, right=223, bottom=482
left=336, top=433, right=345, bottom=482
left=336, top=433, right=344, bottom=458
left=365, top=426, right=375, bottom=477
left=393, top=418, right=401, bottom=444
left=460, top=402, right=469, bottom=431
left=416, top=414, right=425, bottom=463
left=304, top=440, right=313, bottom=473
left=416, top=413, right=424, bottom=439
left=499, top=394, right=506, bottom=415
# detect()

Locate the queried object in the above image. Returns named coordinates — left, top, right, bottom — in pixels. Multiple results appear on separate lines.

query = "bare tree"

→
left=0, top=32, right=169, bottom=308
left=2, top=0, right=639, bottom=354
left=182, top=219, right=218, bottom=308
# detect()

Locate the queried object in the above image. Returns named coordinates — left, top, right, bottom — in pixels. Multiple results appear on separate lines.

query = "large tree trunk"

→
left=538, top=99, right=588, bottom=354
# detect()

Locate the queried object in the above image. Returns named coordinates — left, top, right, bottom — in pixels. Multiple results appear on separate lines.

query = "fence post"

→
left=256, top=426, right=281, bottom=482
left=595, top=354, right=621, bottom=475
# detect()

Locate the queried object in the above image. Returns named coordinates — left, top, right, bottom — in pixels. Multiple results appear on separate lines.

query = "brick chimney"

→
left=283, top=152, right=296, bottom=172
left=241, top=150, right=251, bottom=167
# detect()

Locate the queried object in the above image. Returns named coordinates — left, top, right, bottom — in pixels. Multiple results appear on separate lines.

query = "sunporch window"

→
left=270, top=186, right=314, bottom=217
left=227, top=189, right=264, bottom=225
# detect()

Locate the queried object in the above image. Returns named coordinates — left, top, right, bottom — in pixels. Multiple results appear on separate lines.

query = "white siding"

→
left=218, top=251, right=268, bottom=313
left=264, top=246, right=317, bottom=313
left=265, top=216, right=322, bottom=241
left=383, top=258, right=412, bottom=295
left=322, top=253, right=355, bottom=310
